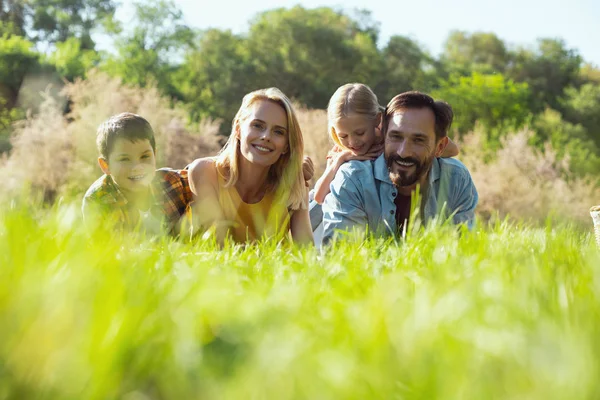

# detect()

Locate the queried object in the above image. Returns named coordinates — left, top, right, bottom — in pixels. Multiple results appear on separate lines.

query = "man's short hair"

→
left=96, top=112, right=156, bottom=159
left=383, top=91, right=454, bottom=140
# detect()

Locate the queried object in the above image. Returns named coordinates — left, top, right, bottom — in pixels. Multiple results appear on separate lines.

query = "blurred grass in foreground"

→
left=1, top=201, right=599, bottom=399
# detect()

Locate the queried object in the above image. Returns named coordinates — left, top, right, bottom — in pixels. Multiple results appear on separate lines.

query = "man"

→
left=319, top=91, right=478, bottom=245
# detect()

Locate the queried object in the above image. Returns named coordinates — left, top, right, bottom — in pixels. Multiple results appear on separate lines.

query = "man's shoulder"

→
left=335, top=159, right=375, bottom=181
left=437, top=157, right=471, bottom=180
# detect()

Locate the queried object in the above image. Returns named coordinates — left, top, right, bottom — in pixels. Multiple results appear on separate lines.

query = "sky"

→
left=109, top=0, right=600, bottom=65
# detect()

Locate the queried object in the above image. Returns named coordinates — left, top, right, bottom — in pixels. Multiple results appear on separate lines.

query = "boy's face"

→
left=99, top=138, right=156, bottom=194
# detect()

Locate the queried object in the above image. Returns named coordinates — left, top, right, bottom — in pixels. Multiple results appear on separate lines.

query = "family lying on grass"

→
left=82, top=84, right=479, bottom=246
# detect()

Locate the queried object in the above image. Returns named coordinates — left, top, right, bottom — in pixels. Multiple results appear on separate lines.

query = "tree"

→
left=45, top=37, right=99, bottom=81
left=0, top=32, right=40, bottom=108
left=580, top=63, right=600, bottom=85
left=176, top=29, right=254, bottom=125
left=441, top=31, right=510, bottom=75
left=508, top=38, right=582, bottom=113
left=101, top=0, right=194, bottom=99
left=1, top=0, right=117, bottom=48
left=177, top=6, right=384, bottom=130
left=245, top=6, right=382, bottom=109
left=533, top=108, right=600, bottom=177
left=561, top=83, right=600, bottom=147
left=375, top=35, right=437, bottom=102
left=431, top=73, right=531, bottom=142
left=0, top=2, right=25, bottom=36
left=0, top=32, right=40, bottom=153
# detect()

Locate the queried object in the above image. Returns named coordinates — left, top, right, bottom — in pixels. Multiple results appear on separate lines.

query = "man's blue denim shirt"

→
left=321, top=154, right=478, bottom=245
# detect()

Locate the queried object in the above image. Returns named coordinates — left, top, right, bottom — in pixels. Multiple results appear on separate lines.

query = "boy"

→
left=82, top=112, right=192, bottom=235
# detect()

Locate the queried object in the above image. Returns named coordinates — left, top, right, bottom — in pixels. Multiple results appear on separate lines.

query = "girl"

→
left=312, top=83, right=458, bottom=204
left=187, top=88, right=313, bottom=245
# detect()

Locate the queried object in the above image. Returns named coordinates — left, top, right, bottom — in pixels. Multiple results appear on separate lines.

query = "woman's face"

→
left=238, top=100, right=289, bottom=168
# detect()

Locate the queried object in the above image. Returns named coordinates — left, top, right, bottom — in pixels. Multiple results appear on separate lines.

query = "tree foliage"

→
left=1, top=0, right=117, bottom=48
left=46, top=37, right=99, bottom=81
left=432, top=73, right=531, bottom=142
left=442, top=31, right=509, bottom=75
left=0, top=32, right=40, bottom=106
left=508, top=38, right=582, bottom=113
left=1, top=1, right=599, bottom=179
left=101, top=0, right=194, bottom=99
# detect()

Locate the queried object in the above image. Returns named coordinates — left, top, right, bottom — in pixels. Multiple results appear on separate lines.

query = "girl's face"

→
left=238, top=100, right=289, bottom=168
left=333, top=113, right=378, bottom=156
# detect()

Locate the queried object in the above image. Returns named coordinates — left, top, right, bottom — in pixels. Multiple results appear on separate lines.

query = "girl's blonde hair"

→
left=327, top=83, right=382, bottom=147
left=215, top=87, right=306, bottom=210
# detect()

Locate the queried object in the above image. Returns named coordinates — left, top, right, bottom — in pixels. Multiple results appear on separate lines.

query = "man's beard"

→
left=386, top=154, right=434, bottom=188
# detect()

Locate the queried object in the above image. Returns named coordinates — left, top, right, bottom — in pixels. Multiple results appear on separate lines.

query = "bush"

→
left=0, top=72, right=221, bottom=203
left=459, top=128, right=600, bottom=225
left=532, top=108, right=600, bottom=177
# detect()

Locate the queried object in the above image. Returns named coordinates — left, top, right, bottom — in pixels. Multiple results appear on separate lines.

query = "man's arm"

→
left=321, top=169, right=368, bottom=246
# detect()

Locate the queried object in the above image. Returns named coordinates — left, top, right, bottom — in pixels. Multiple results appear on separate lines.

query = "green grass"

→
left=1, top=202, right=600, bottom=399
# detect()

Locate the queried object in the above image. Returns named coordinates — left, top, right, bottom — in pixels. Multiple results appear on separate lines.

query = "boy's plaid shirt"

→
left=82, top=168, right=193, bottom=233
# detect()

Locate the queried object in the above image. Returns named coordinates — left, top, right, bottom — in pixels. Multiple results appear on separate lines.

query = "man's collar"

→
left=429, top=157, right=441, bottom=184
left=374, top=154, right=392, bottom=183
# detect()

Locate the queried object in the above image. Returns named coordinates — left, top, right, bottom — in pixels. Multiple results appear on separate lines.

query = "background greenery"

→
left=2, top=0, right=600, bottom=176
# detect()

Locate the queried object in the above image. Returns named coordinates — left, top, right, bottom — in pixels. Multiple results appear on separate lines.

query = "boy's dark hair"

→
left=97, top=113, right=156, bottom=159
left=383, top=91, right=453, bottom=140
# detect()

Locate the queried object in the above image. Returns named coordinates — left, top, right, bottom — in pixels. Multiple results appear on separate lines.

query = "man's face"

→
left=384, top=107, right=447, bottom=188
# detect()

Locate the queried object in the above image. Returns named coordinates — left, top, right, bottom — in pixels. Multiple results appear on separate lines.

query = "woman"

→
left=188, top=88, right=313, bottom=244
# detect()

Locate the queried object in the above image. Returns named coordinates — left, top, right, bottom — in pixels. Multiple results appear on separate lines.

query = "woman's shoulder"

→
left=187, top=157, right=219, bottom=188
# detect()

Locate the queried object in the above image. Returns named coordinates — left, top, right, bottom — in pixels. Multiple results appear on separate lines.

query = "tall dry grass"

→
left=295, top=104, right=329, bottom=185
left=2, top=91, right=71, bottom=203
left=0, top=71, right=221, bottom=202
left=459, top=128, right=600, bottom=225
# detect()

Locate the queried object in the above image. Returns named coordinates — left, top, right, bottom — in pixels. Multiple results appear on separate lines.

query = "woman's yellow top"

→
left=216, top=173, right=290, bottom=243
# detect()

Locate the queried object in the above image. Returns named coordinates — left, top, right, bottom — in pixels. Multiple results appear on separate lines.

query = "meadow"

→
left=1, top=74, right=600, bottom=400
left=1, top=199, right=599, bottom=399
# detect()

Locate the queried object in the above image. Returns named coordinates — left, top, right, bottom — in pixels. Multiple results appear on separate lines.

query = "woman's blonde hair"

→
left=215, top=87, right=306, bottom=210
left=327, top=83, right=382, bottom=147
